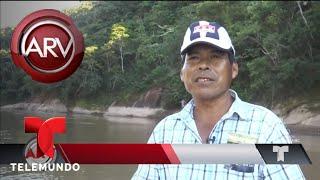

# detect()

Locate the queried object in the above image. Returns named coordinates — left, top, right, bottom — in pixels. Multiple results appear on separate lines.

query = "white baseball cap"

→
left=180, top=21, right=235, bottom=56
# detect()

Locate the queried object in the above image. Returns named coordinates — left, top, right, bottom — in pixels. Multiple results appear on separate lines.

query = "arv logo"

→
left=11, top=9, right=84, bottom=83
left=23, top=37, right=73, bottom=58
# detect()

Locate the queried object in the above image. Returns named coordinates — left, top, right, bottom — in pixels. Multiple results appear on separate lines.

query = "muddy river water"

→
left=0, top=110, right=319, bottom=180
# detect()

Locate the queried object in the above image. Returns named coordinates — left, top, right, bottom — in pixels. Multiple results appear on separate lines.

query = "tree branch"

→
left=154, top=23, right=174, bottom=37
left=296, top=1, right=314, bottom=39
left=248, top=36, right=277, bottom=66
left=296, top=1, right=309, bottom=27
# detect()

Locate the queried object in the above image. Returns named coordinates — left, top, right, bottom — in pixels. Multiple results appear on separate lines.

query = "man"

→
left=132, top=21, right=305, bottom=180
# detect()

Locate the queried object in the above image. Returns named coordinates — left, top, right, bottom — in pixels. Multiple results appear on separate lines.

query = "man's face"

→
left=180, top=44, right=238, bottom=101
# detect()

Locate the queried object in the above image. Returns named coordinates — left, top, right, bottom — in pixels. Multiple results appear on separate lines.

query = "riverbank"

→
left=272, top=101, right=320, bottom=127
left=0, top=99, right=168, bottom=119
left=1, top=98, right=319, bottom=128
left=287, top=125, right=320, bottom=136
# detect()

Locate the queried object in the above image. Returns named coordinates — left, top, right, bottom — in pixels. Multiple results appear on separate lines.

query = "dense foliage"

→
left=1, top=1, right=319, bottom=108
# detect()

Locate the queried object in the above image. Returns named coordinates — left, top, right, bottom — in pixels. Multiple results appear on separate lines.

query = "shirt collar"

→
left=226, top=89, right=252, bottom=121
left=179, top=89, right=252, bottom=123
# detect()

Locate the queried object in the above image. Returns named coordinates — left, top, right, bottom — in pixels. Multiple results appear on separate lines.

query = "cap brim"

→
left=181, top=41, right=232, bottom=55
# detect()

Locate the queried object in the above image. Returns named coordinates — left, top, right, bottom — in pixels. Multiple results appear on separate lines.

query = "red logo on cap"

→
left=10, top=9, right=84, bottom=83
left=194, top=24, right=216, bottom=33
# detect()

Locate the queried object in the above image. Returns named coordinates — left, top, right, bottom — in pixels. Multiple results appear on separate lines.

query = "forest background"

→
left=1, top=1, right=319, bottom=111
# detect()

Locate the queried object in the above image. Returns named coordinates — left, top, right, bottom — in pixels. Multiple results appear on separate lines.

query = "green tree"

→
left=106, top=23, right=129, bottom=73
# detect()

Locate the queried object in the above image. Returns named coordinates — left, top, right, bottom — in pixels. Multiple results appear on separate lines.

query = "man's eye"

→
left=211, top=52, right=224, bottom=58
left=188, top=55, right=199, bottom=60
left=211, top=54, right=220, bottom=59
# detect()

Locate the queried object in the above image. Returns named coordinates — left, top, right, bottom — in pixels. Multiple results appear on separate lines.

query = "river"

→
left=0, top=110, right=319, bottom=180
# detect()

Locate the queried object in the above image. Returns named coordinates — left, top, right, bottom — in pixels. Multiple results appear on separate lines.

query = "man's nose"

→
left=198, top=57, right=210, bottom=71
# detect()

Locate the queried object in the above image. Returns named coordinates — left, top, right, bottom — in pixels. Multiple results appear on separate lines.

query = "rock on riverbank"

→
left=0, top=99, right=67, bottom=113
left=273, top=102, right=320, bottom=127
left=104, top=106, right=164, bottom=118
left=0, top=99, right=165, bottom=118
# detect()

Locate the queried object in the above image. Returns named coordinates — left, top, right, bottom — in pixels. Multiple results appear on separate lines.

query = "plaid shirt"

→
left=132, top=90, right=305, bottom=180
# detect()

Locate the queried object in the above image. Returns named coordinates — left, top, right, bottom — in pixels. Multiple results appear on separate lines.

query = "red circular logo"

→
left=11, top=9, right=84, bottom=83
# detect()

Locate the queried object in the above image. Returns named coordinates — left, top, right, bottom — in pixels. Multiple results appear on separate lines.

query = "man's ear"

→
left=231, top=62, right=238, bottom=79
left=180, top=70, right=184, bottom=82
